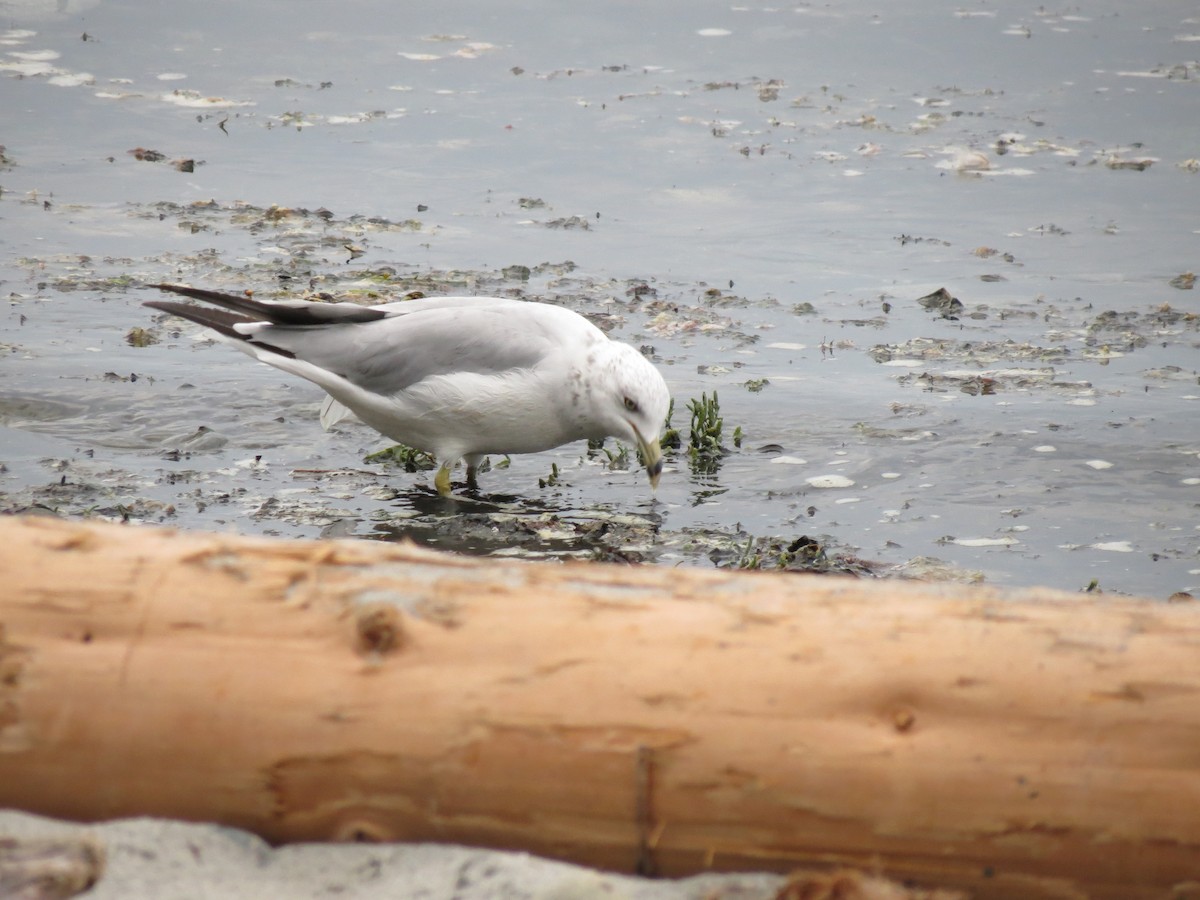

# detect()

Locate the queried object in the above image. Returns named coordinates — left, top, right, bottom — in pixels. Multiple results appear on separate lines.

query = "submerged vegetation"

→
left=606, top=392, right=741, bottom=480
left=716, top=534, right=878, bottom=576
left=365, top=444, right=435, bottom=472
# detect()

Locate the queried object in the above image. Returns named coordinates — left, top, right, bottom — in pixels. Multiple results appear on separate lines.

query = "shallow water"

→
left=1, top=0, right=1197, bottom=597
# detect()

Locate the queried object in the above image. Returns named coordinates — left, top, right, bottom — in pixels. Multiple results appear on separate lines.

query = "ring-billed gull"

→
left=145, top=284, right=670, bottom=496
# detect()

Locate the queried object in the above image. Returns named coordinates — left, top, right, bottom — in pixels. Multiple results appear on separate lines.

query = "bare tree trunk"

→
left=1, top=516, right=1197, bottom=899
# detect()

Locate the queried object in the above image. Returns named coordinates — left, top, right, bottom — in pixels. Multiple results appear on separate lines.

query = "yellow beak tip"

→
left=645, top=450, right=664, bottom=490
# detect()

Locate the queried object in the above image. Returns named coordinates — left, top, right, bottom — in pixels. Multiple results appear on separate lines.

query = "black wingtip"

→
left=151, top=283, right=260, bottom=306
left=143, top=299, right=256, bottom=339
left=146, top=283, right=389, bottom=326
left=144, top=298, right=299, bottom=359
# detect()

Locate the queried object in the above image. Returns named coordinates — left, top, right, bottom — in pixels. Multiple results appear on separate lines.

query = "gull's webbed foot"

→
left=434, top=464, right=454, bottom=497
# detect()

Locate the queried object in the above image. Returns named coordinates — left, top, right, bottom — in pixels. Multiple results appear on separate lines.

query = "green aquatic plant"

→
left=688, top=391, right=722, bottom=453
left=660, top=398, right=682, bottom=451
left=687, top=391, right=726, bottom=475
left=589, top=438, right=632, bottom=470
left=539, top=462, right=562, bottom=488
left=604, top=442, right=631, bottom=470
left=365, top=444, right=436, bottom=472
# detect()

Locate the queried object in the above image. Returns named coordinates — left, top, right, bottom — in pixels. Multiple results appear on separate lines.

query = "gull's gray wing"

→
left=146, top=285, right=590, bottom=397
left=257, top=303, right=563, bottom=396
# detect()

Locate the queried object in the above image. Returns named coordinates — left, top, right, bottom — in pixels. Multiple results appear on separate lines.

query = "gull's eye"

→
left=623, top=396, right=639, bottom=413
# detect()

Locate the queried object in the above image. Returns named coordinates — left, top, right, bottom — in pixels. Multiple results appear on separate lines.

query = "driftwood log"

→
left=0, top=515, right=1197, bottom=899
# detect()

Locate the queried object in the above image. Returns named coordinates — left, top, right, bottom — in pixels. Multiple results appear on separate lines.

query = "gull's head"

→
left=594, top=342, right=671, bottom=489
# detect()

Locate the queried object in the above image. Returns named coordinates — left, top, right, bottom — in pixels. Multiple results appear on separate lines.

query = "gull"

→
left=144, top=284, right=670, bottom=496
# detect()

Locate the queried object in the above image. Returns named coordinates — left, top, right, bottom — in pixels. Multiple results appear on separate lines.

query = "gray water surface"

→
left=1, top=0, right=1197, bottom=596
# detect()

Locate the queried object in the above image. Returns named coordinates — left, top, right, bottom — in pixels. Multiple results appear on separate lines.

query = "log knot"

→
left=891, top=707, right=916, bottom=733
left=330, top=817, right=395, bottom=844
left=0, top=626, right=34, bottom=752
left=352, top=603, right=407, bottom=659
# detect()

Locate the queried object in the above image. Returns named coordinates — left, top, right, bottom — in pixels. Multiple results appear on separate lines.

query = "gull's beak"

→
left=636, top=431, right=663, bottom=489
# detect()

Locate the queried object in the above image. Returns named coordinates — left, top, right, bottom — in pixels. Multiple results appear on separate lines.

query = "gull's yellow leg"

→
left=434, top=463, right=453, bottom=497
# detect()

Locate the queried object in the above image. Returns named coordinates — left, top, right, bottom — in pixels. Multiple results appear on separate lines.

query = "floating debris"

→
left=543, top=215, right=591, bottom=230
left=806, top=474, right=855, bottom=489
left=1105, top=155, right=1155, bottom=171
left=160, top=89, right=254, bottom=108
left=771, top=456, right=808, bottom=466
left=935, top=146, right=991, bottom=172
left=128, top=147, right=166, bottom=162
left=1091, top=541, right=1135, bottom=553
left=124, top=327, right=157, bottom=347
left=946, top=536, right=1020, bottom=548
left=915, top=287, right=964, bottom=318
